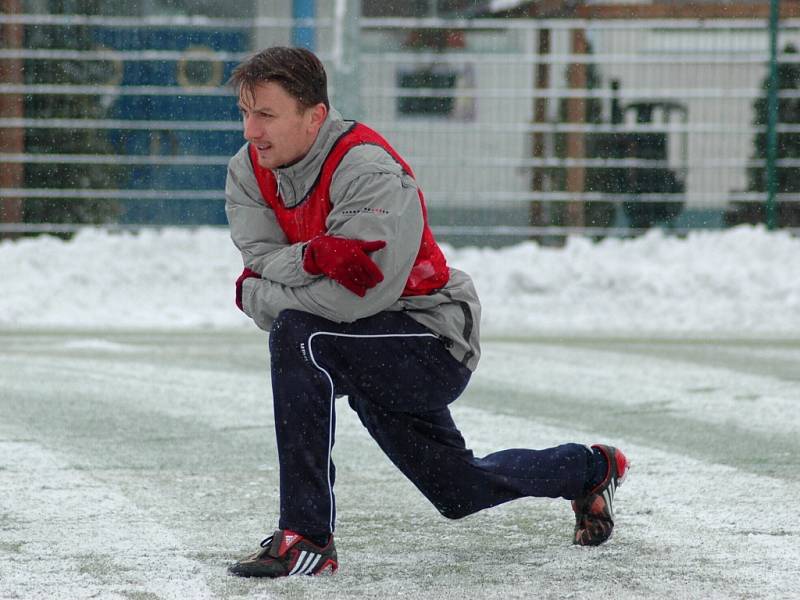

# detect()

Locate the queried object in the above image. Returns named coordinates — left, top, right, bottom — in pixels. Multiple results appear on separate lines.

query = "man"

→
left=225, top=47, right=628, bottom=578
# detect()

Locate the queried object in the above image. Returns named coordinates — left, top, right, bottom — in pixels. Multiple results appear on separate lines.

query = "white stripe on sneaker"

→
left=290, top=551, right=322, bottom=576
left=603, top=487, right=614, bottom=519
left=304, top=553, right=322, bottom=574
left=289, top=551, right=309, bottom=576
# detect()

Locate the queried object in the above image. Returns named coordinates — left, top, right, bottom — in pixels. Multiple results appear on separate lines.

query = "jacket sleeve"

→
left=224, top=145, right=319, bottom=287
left=241, top=145, right=424, bottom=327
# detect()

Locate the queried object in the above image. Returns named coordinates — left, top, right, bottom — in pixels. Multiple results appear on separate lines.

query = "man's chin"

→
left=256, top=155, right=277, bottom=169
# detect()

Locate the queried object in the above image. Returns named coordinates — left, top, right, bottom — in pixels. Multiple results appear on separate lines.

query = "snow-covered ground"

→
left=2, top=225, right=799, bottom=336
left=1, top=227, right=799, bottom=599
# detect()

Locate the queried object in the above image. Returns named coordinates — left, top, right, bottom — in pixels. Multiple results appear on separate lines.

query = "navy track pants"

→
left=268, top=309, right=595, bottom=535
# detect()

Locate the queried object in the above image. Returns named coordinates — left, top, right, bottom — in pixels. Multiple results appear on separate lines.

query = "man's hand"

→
left=235, top=267, right=261, bottom=311
left=303, top=235, right=386, bottom=297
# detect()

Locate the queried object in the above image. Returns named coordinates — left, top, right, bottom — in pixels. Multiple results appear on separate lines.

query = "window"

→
left=397, top=65, right=475, bottom=120
left=362, top=0, right=432, bottom=17
left=398, top=68, right=457, bottom=116
left=363, top=0, right=486, bottom=17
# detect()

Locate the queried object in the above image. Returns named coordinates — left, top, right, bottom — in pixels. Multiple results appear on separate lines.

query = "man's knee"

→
left=427, top=485, right=476, bottom=520
left=434, top=501, right=472, bottom=520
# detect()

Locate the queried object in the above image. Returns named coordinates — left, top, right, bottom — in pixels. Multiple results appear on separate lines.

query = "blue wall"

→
left=94, top=28, right=247, bottom=225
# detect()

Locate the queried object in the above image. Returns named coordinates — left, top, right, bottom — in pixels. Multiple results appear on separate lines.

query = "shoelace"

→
left=259, top=535, right=274, bottom=549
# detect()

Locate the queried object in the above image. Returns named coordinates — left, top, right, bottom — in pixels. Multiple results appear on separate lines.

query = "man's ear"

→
left=308, top=103, right=328, bottom=133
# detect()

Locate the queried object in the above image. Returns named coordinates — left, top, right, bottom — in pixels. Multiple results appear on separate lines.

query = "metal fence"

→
left=2, top=4, right=799, bottom=242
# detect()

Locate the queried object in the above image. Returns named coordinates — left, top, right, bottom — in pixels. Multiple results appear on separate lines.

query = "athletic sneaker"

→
left=572, top=444, right=629, bottom=546
left=227, top=529, right=338, bottom=577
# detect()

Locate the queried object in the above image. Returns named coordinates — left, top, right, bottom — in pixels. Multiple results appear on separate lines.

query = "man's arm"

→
left=225, top=145, right=320, bottom=287
left=241, top=145, right=425, bottom=327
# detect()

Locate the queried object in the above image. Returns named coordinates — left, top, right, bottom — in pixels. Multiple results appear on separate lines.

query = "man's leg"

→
left=231, top=307, right=624, bottom=577
left=270, top=309, right=601, bottom=526
left=337, top=334, right=628, bottom=544
left=267, top=308, right=458, bottom=537
left=347, top=399, right=595, bottom=518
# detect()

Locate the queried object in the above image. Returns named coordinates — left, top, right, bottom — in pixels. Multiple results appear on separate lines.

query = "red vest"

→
left=248, top=122, right=449, bottom=296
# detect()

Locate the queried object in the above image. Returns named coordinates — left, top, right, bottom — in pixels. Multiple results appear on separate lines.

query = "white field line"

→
left=474, top=341, right=800, bottom=437
left=1, top=335, right=798, bottom=598
left=0, top=435, right=215, bottom=600
left=0, top=351, right=271, bottom=432
left=448, top=403, right=800, bottom=599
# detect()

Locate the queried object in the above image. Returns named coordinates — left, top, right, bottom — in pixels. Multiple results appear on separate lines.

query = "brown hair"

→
left=229, top=46, right=329, bottom=110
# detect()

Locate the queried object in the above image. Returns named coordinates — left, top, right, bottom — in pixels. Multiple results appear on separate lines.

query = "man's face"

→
left=238, top=81, right=326, bottom=169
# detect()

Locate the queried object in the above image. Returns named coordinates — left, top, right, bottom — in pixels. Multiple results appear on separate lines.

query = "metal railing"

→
left=1, top=9, right=798, bottom=238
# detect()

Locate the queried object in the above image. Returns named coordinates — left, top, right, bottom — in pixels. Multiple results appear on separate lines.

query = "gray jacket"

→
left=225, top=108, right=481, bottom=370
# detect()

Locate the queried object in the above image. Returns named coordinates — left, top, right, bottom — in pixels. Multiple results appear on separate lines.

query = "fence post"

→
left=765, top=0, right=780, bottom=230
left=331, top=0, right=361, bottom=120
left=529, top=26, right=550, bottom=231
left=292, top=0, right=316, bottom=50
left=565, top=28, right=588, bottom=228
left=0, top=0, right=25, bottom=238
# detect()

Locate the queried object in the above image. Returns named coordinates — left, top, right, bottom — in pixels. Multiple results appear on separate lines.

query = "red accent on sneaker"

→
left=590, top=444, right=629, bottom=493
left=589, top=495, right=606, bottom=514
left=616, top=450, right=629, bottom=481
left=315, top=558, right=339, bottom=575
left=277, top=530, right=303, bottom=556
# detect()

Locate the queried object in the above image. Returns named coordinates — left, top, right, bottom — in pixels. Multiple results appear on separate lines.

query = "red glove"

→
left=303, top=235, right=386, bottom=297
left=235, top=267, right=260, bottom=311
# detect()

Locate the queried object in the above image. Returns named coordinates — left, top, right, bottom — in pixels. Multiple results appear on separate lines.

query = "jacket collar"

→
left=274, top=107, right=347, bottom=206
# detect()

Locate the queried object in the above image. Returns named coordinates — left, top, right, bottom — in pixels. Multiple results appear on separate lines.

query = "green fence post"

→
left=331, top=0, right=362, bottom=121
left=766, top=0, right=780, bottom=230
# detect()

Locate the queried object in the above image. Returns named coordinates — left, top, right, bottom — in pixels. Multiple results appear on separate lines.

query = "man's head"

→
left=229, top=47, right=329, bottom=169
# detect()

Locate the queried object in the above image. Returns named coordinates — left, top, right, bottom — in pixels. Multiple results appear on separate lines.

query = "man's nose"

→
left=243, top=115, right=261, bottom=141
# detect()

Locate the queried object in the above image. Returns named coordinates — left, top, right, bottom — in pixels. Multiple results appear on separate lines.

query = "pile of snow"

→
left=2, top=225, right=799, bottom=336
